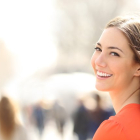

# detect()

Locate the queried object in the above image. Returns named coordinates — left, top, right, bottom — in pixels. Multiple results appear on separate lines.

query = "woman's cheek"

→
left=91, top=54, right=96, bottom=72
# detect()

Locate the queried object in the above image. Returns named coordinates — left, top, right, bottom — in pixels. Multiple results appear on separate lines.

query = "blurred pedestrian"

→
left=73, top=94, right=114, bottom=140
left=87, top=93, right=115, bottom=138
left=0, top=96, right=29, bottom=140
left=32, top=101, right=46, bottom=137
left=52, top=100, right=67, bottom=136
left=73, top=98, right=89, bottom=140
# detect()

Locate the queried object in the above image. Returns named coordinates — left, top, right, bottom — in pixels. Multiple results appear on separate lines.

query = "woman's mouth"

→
left=97, top=71, right=113, bottom=78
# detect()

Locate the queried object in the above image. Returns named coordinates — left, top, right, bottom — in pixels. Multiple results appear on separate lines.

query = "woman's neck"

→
left=109, top=79, right=140, bottom=113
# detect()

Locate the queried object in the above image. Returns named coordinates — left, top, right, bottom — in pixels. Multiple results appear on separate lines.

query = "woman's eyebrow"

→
left=108, top=46, right=124, bottom=53
left=96, top=42, right=101, bottom=46
left=96, top=42, right=124, bottom=53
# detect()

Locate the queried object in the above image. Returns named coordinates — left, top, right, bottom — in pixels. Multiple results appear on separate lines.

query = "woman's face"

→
left=91, top=27, right=139, bottom=92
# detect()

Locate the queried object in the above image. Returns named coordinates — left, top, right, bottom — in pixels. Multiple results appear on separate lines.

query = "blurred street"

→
left=26, top=119, right=77, bottom=140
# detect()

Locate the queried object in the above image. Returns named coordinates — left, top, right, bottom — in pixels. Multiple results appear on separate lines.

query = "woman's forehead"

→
left=98, top=28, right=129, bottom=47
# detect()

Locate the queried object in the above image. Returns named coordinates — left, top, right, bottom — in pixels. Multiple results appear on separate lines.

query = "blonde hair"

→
left=105, top=13, right=140, bottom=63
left=0, top=96, right=19, bottom=139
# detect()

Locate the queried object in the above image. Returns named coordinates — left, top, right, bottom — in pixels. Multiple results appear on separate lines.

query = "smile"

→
left=97, top=71, right=113, bottom=78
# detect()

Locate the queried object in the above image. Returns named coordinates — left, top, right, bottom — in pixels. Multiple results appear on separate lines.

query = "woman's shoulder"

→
left=112, top=103, right=140, bottom=125
left=92, top=119, right=128, bottom=140
left=93, top=103, right=140, bottom=140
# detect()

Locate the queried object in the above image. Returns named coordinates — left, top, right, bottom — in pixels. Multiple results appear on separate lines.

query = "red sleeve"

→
left=92, top=120, right=128, bottom=140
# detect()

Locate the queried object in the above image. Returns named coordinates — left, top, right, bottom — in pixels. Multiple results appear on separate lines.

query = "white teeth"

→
left=97, top=71, right=112, bottom=77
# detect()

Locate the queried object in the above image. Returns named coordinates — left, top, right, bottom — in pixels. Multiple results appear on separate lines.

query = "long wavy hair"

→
left=0, top=96, right=19, bottom=139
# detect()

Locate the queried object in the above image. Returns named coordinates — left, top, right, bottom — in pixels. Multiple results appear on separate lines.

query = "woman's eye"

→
left=110, top=52, right=120, bottom=56
left=95, top=47, right=102, bottom=51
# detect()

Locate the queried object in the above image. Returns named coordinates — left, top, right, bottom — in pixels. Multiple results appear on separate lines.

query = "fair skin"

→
left=91, top=27, right=140, bottom=113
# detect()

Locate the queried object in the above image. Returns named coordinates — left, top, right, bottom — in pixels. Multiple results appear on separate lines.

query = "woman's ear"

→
left=134, top=67, right=140, bottom=76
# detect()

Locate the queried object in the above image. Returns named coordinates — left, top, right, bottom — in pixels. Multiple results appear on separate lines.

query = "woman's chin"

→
left=95, top=84, right=109, bottom=92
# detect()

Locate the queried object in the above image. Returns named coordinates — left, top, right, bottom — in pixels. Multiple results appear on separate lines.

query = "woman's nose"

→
left=94, top=53, right=107, bottom=68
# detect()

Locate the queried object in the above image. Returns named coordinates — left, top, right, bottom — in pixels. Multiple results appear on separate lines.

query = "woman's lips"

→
left=96, top=70, right=113, bottom=79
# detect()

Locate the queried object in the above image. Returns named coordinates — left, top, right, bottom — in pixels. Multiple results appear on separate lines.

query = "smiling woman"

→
left=91, top=14, right=140, bottom=140
left=91, top=27, right=137, bottom=93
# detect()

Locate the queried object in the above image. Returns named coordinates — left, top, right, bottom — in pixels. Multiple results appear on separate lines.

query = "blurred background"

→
left=0, top=0, right=140, bottom=140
